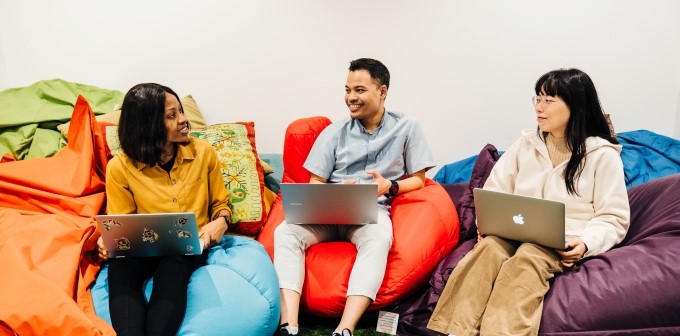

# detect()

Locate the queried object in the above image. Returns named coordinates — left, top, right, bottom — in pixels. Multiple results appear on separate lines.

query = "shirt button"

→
left=172, top=198, right=177, bottom=203
left=171, top=180, right=176, bottom=185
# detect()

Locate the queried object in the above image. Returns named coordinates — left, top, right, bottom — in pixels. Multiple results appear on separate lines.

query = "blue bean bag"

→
left=91, top=235, right=280, bottom=336
left=433, top=130, right=680, bottom=189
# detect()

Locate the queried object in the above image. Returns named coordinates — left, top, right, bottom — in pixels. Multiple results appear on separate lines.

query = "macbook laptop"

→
left=95, top=212, right=202, bottom=258
left=280, top=183, right=378, bottom=225
left=473, top=188, right=566, bottom=249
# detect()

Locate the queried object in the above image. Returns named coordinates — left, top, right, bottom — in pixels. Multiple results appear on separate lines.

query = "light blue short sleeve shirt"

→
left=303, top=111, right=435, bottom=184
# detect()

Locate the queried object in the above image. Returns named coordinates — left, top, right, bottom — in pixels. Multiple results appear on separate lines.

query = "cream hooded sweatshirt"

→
left=483, top=129, right=630, bottom=258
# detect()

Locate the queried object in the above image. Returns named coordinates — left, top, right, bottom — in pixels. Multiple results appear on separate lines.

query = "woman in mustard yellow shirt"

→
left=96, top=83, right=231, bottom=336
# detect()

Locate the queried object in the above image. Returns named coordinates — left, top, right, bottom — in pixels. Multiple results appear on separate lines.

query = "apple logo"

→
left=512, top=214, right=525, bottom=225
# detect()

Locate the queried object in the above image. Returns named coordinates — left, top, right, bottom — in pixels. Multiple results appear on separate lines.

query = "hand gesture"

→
left=367, top=169, right=390, bottom=196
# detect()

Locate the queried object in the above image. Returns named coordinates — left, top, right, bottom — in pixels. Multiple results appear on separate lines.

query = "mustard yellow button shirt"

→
left=105, top=138, right=231, bottom=229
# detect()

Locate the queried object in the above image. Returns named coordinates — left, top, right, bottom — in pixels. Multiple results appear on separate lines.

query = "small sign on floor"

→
left=376, top=310, right=399, bottom=335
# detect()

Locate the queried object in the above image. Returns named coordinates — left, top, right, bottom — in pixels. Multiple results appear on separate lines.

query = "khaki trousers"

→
left=427, top=236, right=563, bottom=336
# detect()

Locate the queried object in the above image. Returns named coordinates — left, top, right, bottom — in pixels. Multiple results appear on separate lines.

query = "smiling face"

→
left=345, top=69, right=387, bottom=129
left=534, top=92, right=571, bottom=138
left=163, top=92, right=189, bottom=144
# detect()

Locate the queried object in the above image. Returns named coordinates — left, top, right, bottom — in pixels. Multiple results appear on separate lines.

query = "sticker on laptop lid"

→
left=142, top=228, right=159, bottom=243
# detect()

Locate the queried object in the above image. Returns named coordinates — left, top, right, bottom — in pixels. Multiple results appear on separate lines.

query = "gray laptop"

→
left=95, top=212, right=202, bottom=258
left=280, top=183, right=378, bottom=225
left=473, top=188, right=566, bottom=249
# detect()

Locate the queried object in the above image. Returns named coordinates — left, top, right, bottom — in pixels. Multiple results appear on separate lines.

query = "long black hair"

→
left=118, top=83, right=189, bottom=167
left=535, top=68, right=618, bottom=195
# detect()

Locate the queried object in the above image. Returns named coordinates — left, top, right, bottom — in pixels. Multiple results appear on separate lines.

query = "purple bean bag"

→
left=540, top=172, right=680, bottom=335
left=395, top=153, right=680, bottom=335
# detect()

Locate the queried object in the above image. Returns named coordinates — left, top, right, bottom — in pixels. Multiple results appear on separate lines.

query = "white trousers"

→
left=274, top=204, right=393, bottom=300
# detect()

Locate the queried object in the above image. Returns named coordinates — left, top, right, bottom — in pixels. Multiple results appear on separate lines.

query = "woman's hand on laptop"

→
left=199, top=216, right=229, bottom=249
left=96, top=236, right=109, bottom=261
left=557, top=238, right=588, bottom=267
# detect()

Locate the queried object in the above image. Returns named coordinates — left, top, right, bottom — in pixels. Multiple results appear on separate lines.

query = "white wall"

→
left=0, top=38, right=6, bottom=89
left=1, top=0, right=679, bottom=176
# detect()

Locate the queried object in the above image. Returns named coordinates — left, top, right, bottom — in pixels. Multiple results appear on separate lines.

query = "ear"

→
left=380, top=85, right=388, bottom=99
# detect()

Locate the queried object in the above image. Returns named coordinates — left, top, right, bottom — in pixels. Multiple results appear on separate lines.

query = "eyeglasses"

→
left=531, top=96, right=559, bottom=107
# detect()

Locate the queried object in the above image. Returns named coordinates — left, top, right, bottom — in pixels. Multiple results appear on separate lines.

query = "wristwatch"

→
left=221, top=214, right=231, bottom=231
left=387, top=180, right=400, bottom=197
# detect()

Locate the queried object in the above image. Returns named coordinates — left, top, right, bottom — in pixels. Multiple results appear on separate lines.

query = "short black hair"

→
left=118, top=83, right=188, bottom=166
left=349, top=58, right=390, bottom=89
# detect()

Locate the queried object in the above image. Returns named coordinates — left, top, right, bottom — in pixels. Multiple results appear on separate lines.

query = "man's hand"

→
left=367, top=169, right=390, bottom=196
left=556, top=238, right=588, bottom=268
left=199, top=216, right=229, bottom=249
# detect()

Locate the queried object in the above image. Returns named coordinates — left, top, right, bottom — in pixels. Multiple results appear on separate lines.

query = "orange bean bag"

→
left=257, top=116, right=459, bottom=317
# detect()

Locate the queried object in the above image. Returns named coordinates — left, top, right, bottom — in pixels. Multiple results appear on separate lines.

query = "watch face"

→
left=389, top=180, right=399, bottom=196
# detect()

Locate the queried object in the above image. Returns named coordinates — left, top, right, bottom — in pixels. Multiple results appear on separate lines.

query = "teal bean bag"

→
left=91, top=235, right=280, bottom=336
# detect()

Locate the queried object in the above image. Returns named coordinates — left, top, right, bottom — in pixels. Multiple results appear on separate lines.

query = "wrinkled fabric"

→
left=617, top=130, right=680, bottom=188
left=0, top=79, right=123, bottom=160
left=393, top=144, right=500, bottom=336
left=433, top=130, right=680, bottom=190
left=0, top=96, right=114, bottom=335
left=394, top=173, right=680, bottom=335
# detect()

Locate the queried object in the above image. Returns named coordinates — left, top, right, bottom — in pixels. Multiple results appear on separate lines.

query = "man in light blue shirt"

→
left=275, top=58, right=435, bottom=336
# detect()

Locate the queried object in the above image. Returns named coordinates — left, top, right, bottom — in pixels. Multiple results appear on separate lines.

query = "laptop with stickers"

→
left=95, top=212, right=203, bottom=258
left=473, top=188, right=566, bottom=249
left=280, top=183, right=378, bottom=225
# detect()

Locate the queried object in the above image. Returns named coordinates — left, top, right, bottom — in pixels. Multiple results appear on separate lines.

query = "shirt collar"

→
left=132, top=140, right=196, bottom=170
left=352, top=110, right=389, bottom=134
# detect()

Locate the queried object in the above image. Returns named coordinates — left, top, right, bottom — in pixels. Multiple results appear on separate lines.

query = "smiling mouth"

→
left=348, top=104, right=361, bottom=112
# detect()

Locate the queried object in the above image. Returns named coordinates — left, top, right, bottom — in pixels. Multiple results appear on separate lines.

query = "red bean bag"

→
left=257, top=116, right=459, bottom=317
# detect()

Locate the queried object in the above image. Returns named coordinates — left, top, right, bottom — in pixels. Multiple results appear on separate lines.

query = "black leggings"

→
left=108, top=254, right=205, bottom=336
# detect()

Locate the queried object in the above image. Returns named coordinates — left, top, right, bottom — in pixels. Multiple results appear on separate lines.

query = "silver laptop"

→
left=95, top=212, right=202, bottom=258
left=473, top=188, right=566, bottom=249
left=280, top=183, right=378, bottom=225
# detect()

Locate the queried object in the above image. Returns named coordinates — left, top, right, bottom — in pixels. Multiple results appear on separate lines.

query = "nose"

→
left=178, top=112, right=188, bottom=124
left=535, top=101, right=543, bottom=114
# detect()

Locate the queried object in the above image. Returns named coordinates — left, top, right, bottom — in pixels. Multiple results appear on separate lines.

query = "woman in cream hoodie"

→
left=428, top=68, right=630, bottom=336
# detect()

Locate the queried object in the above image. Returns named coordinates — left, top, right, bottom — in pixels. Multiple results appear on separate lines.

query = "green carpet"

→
left=296, top=312, right=391, bottom=335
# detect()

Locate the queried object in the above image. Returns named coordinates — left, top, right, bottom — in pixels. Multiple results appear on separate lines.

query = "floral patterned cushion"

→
left=190, top=122, right=267, bottom=236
